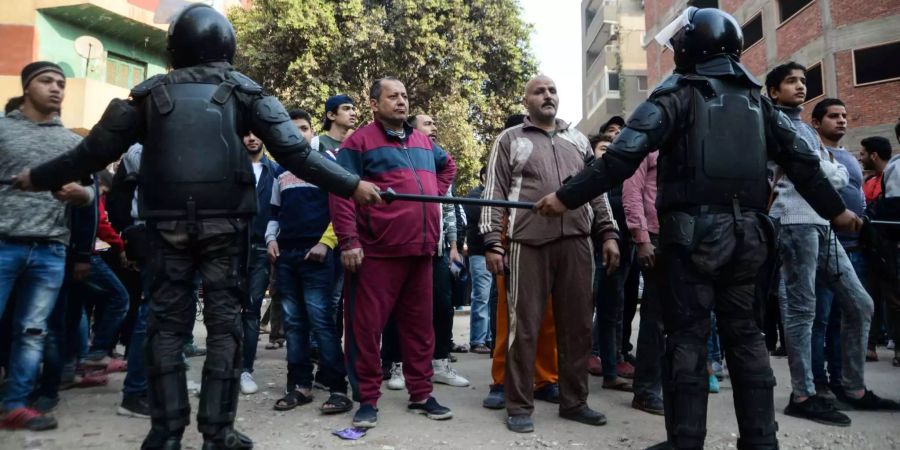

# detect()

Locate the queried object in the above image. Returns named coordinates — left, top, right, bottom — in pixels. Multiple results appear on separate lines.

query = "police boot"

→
left=141, top=427, right=183, bottom=450
left=201, top=427, right=253, bottom=450
left=732, top=371, right=779, bottom=450
left=145, top=354, right=190, bottom=450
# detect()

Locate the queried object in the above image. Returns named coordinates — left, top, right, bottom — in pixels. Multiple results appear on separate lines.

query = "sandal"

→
left=266, top=340, right=285, bottom=350
left=320, top=392, right=353, bottom=415
left=274, top=389, right=312, bottom=411
left=450, top=343, right=469, bottom=353
left=602, top=378, right=633, bottom=392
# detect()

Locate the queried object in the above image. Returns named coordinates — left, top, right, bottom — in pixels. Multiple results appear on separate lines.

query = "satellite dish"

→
left=74, top=35, right=104, bottom=60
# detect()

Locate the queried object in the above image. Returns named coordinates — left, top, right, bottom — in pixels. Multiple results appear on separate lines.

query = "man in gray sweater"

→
left=766, top=62, right=900, bottom=427
left=0, top=61, right=93, bottom=431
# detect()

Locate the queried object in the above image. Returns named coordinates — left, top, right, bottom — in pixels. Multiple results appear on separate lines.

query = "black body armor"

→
left=656, top=75, right=769, bottom=213
left=134, top=79, right=256, bottom=220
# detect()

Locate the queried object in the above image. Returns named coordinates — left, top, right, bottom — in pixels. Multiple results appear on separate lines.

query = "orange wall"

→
left=0, top=25, right=37, bottom=76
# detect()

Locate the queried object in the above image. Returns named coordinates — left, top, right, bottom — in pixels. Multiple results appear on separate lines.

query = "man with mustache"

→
left=481, top=75, right=620, bottom=433
left=329, top=77, right=457, bottom=429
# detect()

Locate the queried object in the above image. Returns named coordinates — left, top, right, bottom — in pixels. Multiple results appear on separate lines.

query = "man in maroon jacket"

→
left=329, top=77, right=457, bottom=429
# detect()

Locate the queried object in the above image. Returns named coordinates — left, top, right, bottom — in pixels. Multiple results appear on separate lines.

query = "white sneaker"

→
left=240, top=371, right=259, bottom=394
left=387, top=363, right=405, bottom=390
left=432, top=359, right=470, bottom=387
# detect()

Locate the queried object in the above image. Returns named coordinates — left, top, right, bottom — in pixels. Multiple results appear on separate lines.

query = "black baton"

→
left=380, top=188, right=535, bottom=210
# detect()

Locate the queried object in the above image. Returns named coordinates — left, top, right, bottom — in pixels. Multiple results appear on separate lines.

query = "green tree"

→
left=229, top=0, right=536, bottom=192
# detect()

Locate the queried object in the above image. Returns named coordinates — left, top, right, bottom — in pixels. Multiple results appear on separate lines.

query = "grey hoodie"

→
left=0, top=110, right=83, bottom=243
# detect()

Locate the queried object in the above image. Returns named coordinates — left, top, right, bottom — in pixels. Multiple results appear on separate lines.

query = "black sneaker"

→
left=483, top=384, right=505, bottom=410
left=408, top=396, right=453, bottom=420
left=118, top=394, right=151, bottom=418
left=352, top=404, right=378, bottom=428
left=632, top=393, right=665, bottom=416
left=783, top=394, right=851, bottom=427
left=201, top=427, right=252, bottom=450
left=559, top=406, right=607, bottom=426
left=837, top=389, right=900, bottom=411
left=506, top=414, right=534, bottom=433
left=771, top=347, right=787, bottom=357
left=533, top=383, right=560, bottom=404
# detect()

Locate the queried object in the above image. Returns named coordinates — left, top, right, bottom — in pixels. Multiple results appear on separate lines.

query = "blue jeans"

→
left=779, top=224, right=873, bottom=398
left=74, top=254, right=130, bottom=359
left=468, top=255, right=492, bottom=345
left=593, top=248, right=628, bottom=381
left=707, top=312, right=721, bottom=363
left=0, top=241, right=66, bottom=409
left=241, top=246, right=270, bottom=373
left=122, top=267, right=152, bottom=396
left=812, top=248, right=864, bottom=386
left=277, top=247, right=346, bottom=393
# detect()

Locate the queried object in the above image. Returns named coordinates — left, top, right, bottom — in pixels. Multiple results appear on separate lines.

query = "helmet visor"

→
left=654, top=9, right=692, bottom=51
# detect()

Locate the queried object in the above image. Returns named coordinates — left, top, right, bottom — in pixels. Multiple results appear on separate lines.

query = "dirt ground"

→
left=2, top=309, right=899, bottom=450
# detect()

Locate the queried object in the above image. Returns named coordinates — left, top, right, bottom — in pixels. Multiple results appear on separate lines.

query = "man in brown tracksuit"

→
left=481, top=75, right=620, bottom=433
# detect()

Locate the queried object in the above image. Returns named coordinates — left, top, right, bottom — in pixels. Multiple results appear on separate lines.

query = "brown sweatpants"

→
left=505, top=236, right=594, bottom=416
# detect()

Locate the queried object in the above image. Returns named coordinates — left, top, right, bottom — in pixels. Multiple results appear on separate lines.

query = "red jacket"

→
left=96, top=195, right=124, bottom=254
left=329, top=121, right=456, bottom=257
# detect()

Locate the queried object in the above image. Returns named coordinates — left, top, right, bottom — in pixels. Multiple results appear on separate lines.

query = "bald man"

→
left=481, top=75, right=620, bottom=432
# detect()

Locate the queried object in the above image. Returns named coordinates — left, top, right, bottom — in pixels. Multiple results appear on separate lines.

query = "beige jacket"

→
left=480, top=117, right=618, bottom=248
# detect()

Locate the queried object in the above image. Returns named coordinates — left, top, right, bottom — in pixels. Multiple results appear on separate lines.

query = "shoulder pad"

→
left=625, top=101, right=665, bottom=131
left=650, top=74, right=684, bottom=98
left=254, top=96, right=290, bottom=123
left=229, top=71, right=262, bottom=94
left=130, top=74, right=165, bottom=98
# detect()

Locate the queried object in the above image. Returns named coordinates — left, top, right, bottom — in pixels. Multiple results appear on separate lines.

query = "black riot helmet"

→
left=665, top=7, right=743, bottom=70
left=166, top=4, right=236, bottom=69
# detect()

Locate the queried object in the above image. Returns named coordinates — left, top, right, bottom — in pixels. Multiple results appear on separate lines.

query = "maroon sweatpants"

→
left=344, top=255, right=434, bottom=406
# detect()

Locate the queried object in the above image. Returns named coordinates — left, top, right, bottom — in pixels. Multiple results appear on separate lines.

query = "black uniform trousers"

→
left=657, top=211, right=778, bottom=450
left=145, top=219, right=248, bottom=436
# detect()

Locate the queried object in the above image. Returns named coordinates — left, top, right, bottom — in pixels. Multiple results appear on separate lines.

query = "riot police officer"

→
left=14, top=4, right=381, bottom=450
left=533, top=7, right=861, bottom=450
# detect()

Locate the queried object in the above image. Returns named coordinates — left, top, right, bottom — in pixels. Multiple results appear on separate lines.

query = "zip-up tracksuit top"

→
left=329, top=120, right=457, bottom=257
left=481, top=117, right=618, bottom=248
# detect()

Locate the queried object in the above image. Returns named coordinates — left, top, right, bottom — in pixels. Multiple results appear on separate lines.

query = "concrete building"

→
left=578, top=0, right=648, bottom=137
left=0, top=0, right=247, bottom=134
left=644, top=0, right=900, bottom=148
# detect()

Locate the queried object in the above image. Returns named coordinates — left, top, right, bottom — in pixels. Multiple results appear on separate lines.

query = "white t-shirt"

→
left=252, top=162, right=263, bottom=187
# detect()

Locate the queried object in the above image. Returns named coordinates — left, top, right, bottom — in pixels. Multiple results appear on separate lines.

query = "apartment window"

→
left=637, top=75, right=648, bottom=91
left=778, top=0, right=814, bottom=23
left=106, top=53, right=146, bottom=89
left=742, top=13, right=763, bottom=50
left=853, top=41, right=900, bottom=86
left=608, top=71, right=620, bottom=92
left=687, top=0, right=718, bottom=8
left=804, top=63, right=823, bottom=103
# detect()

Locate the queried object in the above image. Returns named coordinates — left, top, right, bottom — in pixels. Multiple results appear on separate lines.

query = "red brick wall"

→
left=127, top=0, right=159, bottom=11
left=834, top=49, right=900, bottom=129
left=0, top=25, right=36, bottom=76
left=775, top=1, right=821, bottom=62
left=831, top=0, right=900, bottom=28
left=719, top=0, right=744, bottom=14
left=742, top=39, right=767, bottom=79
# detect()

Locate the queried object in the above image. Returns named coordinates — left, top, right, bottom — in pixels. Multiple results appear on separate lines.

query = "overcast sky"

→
left=520, top=0, right=583, bottom=125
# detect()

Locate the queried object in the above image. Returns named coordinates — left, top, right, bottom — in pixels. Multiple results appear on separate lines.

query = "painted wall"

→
left=35, top=12, right=166, bottom=80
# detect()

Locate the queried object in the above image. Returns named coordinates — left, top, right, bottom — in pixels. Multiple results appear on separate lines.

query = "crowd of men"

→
left=1, top=4, right=899, bottom=450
